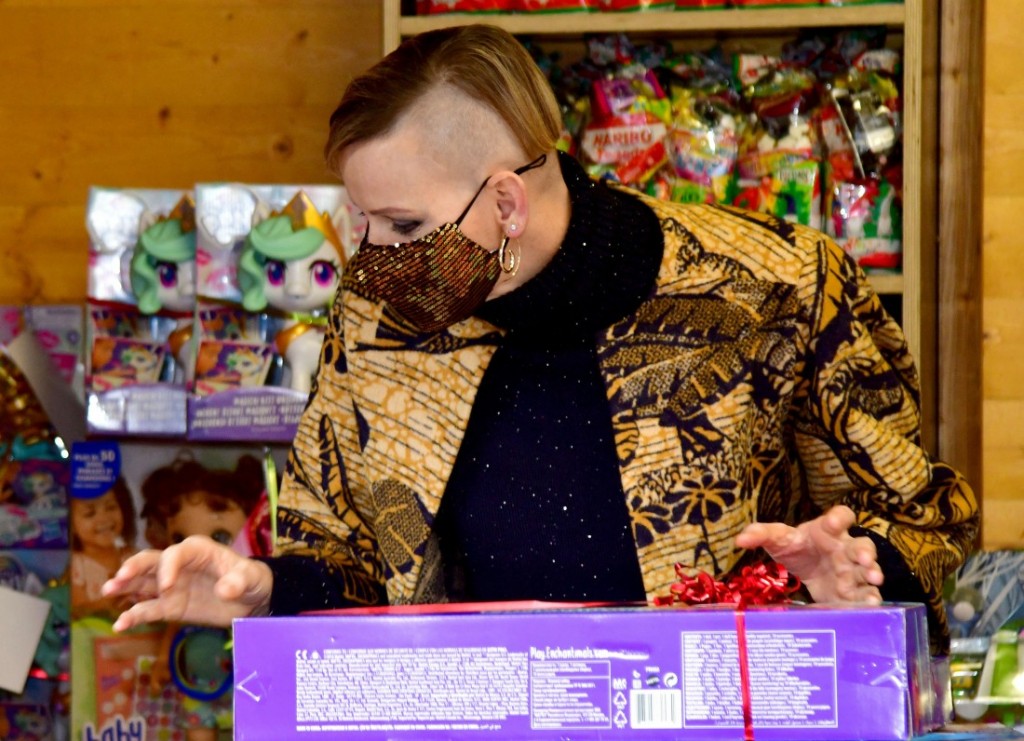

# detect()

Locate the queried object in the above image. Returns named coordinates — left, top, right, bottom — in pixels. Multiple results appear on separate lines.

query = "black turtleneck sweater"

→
left=433, top=152, right=665, bottom=602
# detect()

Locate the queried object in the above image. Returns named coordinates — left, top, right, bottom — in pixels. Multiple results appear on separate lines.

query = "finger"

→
left=103, top=550, right=161, bottom=594
left=215, top=560, right=256, bottom=601
left=102, top=571, right=158, bottom=599
left=835, top=580, right=883, bottom=605
left=735, top=522, right=798, bottom=552
left=112, top=598, right=180, bottom=633
left=845, top=538, right=884, bottom=586
left=216, top=559, right=272, bottom=610
left=821, top=505, right=856, bottom=537
left=155, top=536, right=220, bottom=591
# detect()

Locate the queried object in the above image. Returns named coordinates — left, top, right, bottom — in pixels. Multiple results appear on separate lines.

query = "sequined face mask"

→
left=343, top=154, right=546, bottom=334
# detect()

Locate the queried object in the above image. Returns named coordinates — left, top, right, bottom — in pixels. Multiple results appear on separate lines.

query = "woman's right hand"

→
left=101, top=535, right=273, bottom=631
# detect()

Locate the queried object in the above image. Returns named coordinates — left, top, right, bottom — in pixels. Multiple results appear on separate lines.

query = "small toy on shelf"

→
left=85, top=189, right=196, bottom=436
left=190, top=183, right=360, bottom=443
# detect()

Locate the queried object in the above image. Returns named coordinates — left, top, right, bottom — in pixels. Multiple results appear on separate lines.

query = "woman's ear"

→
left=489, top=171, right=529, bottom=237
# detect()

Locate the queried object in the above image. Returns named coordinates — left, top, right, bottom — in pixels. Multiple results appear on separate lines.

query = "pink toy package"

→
left=190, top=183, right=362, bottom=442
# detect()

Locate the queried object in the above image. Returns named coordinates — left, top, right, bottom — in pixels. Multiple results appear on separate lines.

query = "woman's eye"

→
left=311, top=261, right=338, bottom=287
left=157, top=262, right=178, bottom=288
left=265, top=260, right=286, bottom=286
left=392, top=220, right=421, bottom=237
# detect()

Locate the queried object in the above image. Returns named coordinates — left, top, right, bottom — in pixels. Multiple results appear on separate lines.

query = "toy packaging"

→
left=0, top=550, right=70, bottom=741
left=68, top=438, right=281, bottom=741
left=1, top=333, right=74, bottom=739
left=190, top=183, right=361, bottom=443
left=1, top=304, right=85, bottom=402
left=85, top=188, right=196, bottom=437
left=945, top=550, right=1024, bottom=729
left=1, top=341, right=71, bottom=550
left=233, top=601, right=939, bottom=740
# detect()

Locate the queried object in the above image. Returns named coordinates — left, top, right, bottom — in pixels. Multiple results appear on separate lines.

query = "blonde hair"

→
left=324, top=24, right=562, bottom=174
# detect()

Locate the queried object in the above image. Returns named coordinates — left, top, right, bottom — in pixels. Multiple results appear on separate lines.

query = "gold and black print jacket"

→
left=274, top=188, right=978, bottom=653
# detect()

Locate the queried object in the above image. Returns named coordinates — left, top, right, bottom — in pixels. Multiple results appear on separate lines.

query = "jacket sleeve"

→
left=266, top=295, right=387, bottom=614
left=791, top=230, right=978, bottom=653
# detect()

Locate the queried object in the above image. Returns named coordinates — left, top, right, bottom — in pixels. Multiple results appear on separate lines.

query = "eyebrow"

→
left=365, top=206, right=421, bottom=218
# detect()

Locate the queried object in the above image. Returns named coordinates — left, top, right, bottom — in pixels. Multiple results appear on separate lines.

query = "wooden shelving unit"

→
left=382, top=0, right=938, bottom=446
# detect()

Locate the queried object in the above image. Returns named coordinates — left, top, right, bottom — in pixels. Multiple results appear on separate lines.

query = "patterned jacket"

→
left=275, top=190, right=978, bottom=651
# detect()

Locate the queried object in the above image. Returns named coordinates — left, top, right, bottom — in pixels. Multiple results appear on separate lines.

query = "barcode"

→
left=630, top=689, right=682, bottom=729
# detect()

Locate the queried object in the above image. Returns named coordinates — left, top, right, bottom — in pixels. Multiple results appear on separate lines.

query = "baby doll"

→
left=237, top=192, right=345, bottom=395
left=139, top=453, right=265, bottom=741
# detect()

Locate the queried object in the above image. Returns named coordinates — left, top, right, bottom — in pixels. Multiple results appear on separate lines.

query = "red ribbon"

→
left=654, top=561, right=800, bottom=608
left=655, top=562, right=801, bottom=740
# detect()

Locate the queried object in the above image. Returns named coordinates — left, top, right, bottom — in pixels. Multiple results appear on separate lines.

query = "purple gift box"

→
left=232, top=602, right=938, bottom=740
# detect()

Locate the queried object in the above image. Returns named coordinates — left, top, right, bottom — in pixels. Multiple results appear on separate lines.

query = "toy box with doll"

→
left=68, top=437, right=281, bottom=741
left=232, top=601, right=942, bottom=740
left=85, top=188, right=196, bottom=437
left=189, top=183, right=361, bottom=443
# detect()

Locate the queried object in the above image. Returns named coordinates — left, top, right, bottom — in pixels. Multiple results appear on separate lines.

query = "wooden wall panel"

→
left=2, top=0, right=1020, bottom=547
left=0, top=0, right=381, bottom=303
left=983, top=0, right=1024, bottom=548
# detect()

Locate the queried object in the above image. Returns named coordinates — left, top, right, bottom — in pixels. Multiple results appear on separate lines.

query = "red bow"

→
left=653, top=562, right=801, bottom=741
left=654, top=561, right=801, bottom=608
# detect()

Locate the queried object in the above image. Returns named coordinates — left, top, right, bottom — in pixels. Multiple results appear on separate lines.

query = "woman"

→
left=104, top=24, right=978, bottom=653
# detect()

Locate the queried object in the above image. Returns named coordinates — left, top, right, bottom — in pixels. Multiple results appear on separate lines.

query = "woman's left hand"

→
left=735, top=505, right=883, bottom=605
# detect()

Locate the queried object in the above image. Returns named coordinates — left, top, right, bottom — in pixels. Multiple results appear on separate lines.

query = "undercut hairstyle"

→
left=324, top=24, right=562, bottom=175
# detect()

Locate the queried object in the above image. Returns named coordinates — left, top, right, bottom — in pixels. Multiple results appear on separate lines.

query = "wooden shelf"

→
left=382, top=0, right=937, bottom=448
left=867, top=273, right=904, bottom=295
left=395, top=5, right=906, bottom=38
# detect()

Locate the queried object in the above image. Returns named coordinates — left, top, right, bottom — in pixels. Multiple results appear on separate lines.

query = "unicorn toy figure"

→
left=129, top=194, right=197, bottom=383
left=237, top=192, right=345, bottom=395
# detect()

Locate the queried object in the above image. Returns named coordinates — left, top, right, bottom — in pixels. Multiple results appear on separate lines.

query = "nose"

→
left=285, top=264, right=309, bottom=298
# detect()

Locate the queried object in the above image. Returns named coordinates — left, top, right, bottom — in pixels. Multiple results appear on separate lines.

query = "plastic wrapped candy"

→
left=578, top=53, right=672, bottom=188
left=826, top=175, right=902, bottom=271
left=657, top=51, right=741, bottom=204
left=820, top=51, right=903, bottom=269
left=734, top=57, right=823, bottom=229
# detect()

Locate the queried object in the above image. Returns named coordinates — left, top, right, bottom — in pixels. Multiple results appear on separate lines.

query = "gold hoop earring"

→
left=498, top=236, right=520, bottom=276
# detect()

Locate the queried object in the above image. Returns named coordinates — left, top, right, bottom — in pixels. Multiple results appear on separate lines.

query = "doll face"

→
left=167, top=492, right=247, bottom=547
left=71, top=490, right=124, bottom=551
left=121, top=346, right=160, bottom=376
left=23, top=471, right=55, bottom=497
left=261, top=240, right=340, bottom=313
left=154, top=259, right=196, bottom=313
left=225, top=347, right=266, bottom=382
